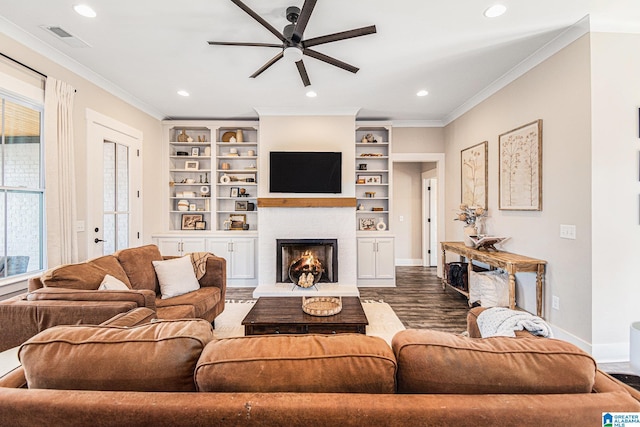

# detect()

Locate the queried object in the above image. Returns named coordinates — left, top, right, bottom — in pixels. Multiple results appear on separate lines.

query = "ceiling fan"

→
left=207, top=0, right=376, bottom=87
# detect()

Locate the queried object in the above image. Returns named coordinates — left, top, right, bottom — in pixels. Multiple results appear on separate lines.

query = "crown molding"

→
left=392, top=120, right=444, bottom=128
left=442, top=15, right=591, bottom=126
left=254, top=106, right=360, bottom=117
left=0, top=16, right=165, bottom=120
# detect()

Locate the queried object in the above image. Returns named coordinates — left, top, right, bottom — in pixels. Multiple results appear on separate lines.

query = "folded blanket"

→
left=477, top=307, right=553, bottom=338
left=190, top=252, right=215, bottom=280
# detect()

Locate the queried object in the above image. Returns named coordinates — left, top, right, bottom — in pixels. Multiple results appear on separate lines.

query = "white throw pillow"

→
left=469, top=270, right=509, bottom=307
left=152, top=255, right=200, bottom=299
left=99, top=274, right=130, bottom=290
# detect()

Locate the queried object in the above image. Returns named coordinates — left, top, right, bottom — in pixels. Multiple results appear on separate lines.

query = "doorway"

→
left=86, top=110, right=142, bottom=259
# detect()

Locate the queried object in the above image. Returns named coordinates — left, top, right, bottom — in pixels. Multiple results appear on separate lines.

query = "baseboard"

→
left=395, top=258, right=423, bottom=266
left=551, top=324, right=593, bottom=358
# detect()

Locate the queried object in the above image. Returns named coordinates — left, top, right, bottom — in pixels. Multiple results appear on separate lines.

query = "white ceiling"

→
left=1, top=0, right=639, bottom=123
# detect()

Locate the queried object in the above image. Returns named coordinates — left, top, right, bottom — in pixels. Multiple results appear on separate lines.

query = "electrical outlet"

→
left=399, top=215, right=404, bottom=222
left=552, top=295, right=560, bottom=310
left=560, top=224, right=576, bottom=239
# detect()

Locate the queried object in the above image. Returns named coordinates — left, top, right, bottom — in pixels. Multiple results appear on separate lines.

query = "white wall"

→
left=444, top=35, right=593, bottom=346
left=590, top=32, right=640, bottom=361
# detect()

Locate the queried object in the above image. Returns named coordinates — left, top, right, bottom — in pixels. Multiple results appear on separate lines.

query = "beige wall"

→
left=590, top=32, right=640, bottom=360
left=393, top=127, right=445, bottom=153
left=0, top=33, right=162, bottom=261
left=444, top=35, right=593, bottom=345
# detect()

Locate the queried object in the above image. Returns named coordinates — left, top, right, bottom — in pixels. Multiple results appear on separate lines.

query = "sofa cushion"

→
left=392, top=329, right=597, bottom=394
left=152, top=255, right=200, bottom=299
left=88, top=255, right=132, bottom=288
left=156, top=304, right=196, bottom=319
left=19, top=319, right=214, bottom=392
left=115, top=245, right=163, bottom=293
left=41, top=263, right=109, bottom=290
left=195, top=334, right=397, bottom=393
left=156, top=287, right=221, bottom=318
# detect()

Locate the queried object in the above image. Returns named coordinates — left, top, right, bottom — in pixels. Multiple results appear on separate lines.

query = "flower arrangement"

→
left=454, top=204, right=486, bottom=226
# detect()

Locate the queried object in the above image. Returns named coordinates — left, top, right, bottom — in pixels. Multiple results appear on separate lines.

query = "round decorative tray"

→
left=302, top=296, right=342, bottom=317
left=221, top=131, right=236, bottom=142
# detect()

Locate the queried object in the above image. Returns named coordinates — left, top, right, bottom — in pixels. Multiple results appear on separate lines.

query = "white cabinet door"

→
left=156, top=238, right=182, bottom=256
left=206, top=237, right=256, bottom=280
left=357, top=238, right=377, bottom=279
left=180, top=238, right=206, bottom=255
left=375, top=237, right=395, bottom=279
left=206, top=238, right=231, bottom=277
left=228, top=238, right=256, bottom=279
left=156, top=237, right=205, bottom=256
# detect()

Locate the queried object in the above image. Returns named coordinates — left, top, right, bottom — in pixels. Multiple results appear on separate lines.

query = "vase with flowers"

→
left=454, top=204, right=487, bottom=247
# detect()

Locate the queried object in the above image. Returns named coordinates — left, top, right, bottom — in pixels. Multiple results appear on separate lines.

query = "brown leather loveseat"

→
left=0, top=307, right=638, bottom=426
left=0, top=244, right=226, bottom=352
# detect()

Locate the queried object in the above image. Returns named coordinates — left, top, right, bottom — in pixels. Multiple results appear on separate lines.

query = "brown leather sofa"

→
left=0, top=244, right=226, bottom=352
left=0, top=307, right=638, bottom=426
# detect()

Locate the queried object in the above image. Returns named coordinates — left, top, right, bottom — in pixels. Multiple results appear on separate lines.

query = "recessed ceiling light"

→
left=484, top=4, right=506, bottom=18
left=177, top=90, right=190, bottom=97
left=306, top=90, right=317, bottom=98
left=73, top=4, right=97, bottom=18
left=416, top=90, right=429, bottom=97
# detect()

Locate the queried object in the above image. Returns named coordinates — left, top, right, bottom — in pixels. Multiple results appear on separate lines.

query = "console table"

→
left=440, top=241, right=547, bottom=317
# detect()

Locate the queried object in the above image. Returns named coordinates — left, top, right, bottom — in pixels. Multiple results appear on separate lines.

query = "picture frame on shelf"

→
left=461, top=141, right=488, bottom=209
left=185, top=161, right=199, bottom=171
left=181, top=214, right=204, bottom=230
left=230, top=187, right=239, bottom=197
left=357, top=175, right=382, bottom=185
left=195, top=221, right=206, bottom=230
left=191, top=147, right=200, bottom=157
left=359, top=217, right=376, bottom=231
left=229, top=214, right=246, bottom=230
left=235, top=200, right=248, bottom=211
left=498, top=119, right=543, bottom=211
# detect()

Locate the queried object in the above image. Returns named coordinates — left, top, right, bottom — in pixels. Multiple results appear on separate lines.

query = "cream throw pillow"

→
left=469, top=270, right=509, bottom=307
left=152, top=255, right=200, bottom=299
left=98, top=274, right=131, bottom=290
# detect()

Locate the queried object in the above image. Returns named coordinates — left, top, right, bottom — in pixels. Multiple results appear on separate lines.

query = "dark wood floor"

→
left=226, top=266, right=471, bottom=334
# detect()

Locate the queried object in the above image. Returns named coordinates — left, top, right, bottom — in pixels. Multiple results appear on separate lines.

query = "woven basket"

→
left=302, top=296, right=342, bottom=317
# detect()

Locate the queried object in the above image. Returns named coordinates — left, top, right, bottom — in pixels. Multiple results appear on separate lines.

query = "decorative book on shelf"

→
left=467, top=236, right=509, bottom=251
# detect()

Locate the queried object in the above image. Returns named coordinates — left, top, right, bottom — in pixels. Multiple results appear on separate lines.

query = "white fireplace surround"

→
left=253, top=206, right=359, bottom=297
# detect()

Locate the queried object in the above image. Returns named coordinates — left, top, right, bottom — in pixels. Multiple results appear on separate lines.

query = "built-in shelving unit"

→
left=355, top=125, right=391, bottom=232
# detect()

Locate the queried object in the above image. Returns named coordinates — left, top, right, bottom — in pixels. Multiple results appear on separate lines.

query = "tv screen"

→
left=270, top=151, right=342, bottom=193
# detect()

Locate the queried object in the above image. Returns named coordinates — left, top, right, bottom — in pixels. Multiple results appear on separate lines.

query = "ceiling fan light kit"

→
left=208, top=0, right=376, bottom=87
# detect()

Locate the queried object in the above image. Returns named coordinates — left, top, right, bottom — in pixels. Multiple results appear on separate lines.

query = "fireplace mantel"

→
left=257, top=198, right=356, bottom=208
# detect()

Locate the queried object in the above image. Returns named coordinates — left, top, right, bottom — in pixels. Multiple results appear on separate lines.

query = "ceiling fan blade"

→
left=230, top=0, right=286, bottom=43
left=292, top=0, right=317, bottom=44
left=303, top=25, right=377, bottom=48
left=208, top=41, right=283, bottom=48
left=295, top=60, right=311, bottom=87
left=250, top=51, right=284, bottom=78
left=303, top=49, right=359, bottom=74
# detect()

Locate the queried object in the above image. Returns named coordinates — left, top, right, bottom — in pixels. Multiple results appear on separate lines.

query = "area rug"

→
left=215, top=299, right=405, bottom=345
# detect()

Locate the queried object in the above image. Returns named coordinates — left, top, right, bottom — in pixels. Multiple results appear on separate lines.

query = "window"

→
left=0, top=93, right=44, bottom=279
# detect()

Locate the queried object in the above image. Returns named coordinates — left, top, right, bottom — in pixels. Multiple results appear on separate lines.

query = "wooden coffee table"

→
left=241, top=297, right=368, bottom=336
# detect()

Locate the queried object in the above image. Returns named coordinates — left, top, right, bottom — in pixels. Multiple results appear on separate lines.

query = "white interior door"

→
left=86, top=110, right=142, bottom=259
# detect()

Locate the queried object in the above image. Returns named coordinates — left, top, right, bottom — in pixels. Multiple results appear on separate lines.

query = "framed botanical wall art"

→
left=498, top=120, right=543, bottom=210
left=461, top=141, right=488, bottom=209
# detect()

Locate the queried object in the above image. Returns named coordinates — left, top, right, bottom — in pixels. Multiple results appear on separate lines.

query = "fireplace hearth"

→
left=276, top=239, right=338, bottom=285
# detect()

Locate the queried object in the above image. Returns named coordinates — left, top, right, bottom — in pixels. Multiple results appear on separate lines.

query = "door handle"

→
left=94, top=238, right=105, bottom=243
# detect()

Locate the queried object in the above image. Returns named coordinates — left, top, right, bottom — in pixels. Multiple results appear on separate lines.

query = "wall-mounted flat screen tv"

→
left=269, top=151, right=342, bottom=193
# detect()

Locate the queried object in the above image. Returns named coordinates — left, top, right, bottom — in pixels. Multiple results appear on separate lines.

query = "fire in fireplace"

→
left=276, top=239, right=338, bottom=286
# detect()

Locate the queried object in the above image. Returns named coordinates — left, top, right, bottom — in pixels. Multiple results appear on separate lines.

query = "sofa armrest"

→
left=26, top=288, right=156, bottom=311
left=197, top=256, right=227, bottom=301
left=0, top=367, right=26, bottom=389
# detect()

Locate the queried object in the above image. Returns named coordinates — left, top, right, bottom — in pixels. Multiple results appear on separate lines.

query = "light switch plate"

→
left=560, top=224, right=576, bottom=239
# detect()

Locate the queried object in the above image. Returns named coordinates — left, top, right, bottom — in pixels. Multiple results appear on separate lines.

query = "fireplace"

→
left=276, top=239, right=338, bottom=285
